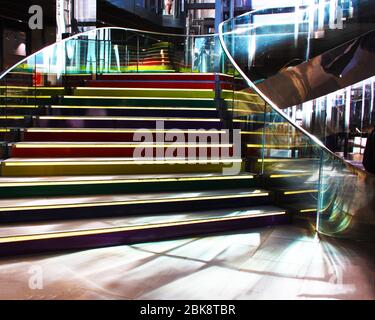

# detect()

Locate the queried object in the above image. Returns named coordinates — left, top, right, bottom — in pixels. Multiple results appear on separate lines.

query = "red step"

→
left=11, top=144, right=234, bottom=158
left=22, top=130, right=225, bottom=142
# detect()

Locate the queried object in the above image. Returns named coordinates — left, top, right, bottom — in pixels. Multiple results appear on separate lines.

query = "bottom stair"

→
left=0, top=206, right=288, bottom=256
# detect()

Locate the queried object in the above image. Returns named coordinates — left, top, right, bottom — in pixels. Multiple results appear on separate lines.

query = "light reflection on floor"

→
left=0, top=224, right=374, bottom=300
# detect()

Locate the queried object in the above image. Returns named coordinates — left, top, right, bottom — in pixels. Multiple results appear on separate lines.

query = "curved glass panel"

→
left=220, top=1, right=375, bottom=241
left=0, top=27, right=221, bottom=160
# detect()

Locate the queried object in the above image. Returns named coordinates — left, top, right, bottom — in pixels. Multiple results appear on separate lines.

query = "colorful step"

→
left=0, top=173, right=256, bottom=198
left=0, top=206, right=288, bottom=256
left=0, top=188, right=271, bottom=222
left=34, top=115, right=223, bottom=129
left=1, top=157, right=244, bottom=176
left=22, top=128, right=227, bottom=142
left=10, top=141, right=234, bottom=158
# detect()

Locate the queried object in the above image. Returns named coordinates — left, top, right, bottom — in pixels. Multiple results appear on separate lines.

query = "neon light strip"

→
left=13, top=143, right=233, bottom=148
left=0, top=86, right=64, bottom=90
left=247, top=144, right=303, bottom=148
left=300, top=208, right=317, bottom=213
left=270, top=173, right=313, bottom=178
left=51, top=105, right=215, bottom=111
left=4, top=159, right=243, bottom=166
left=258, top=158, right=318, bottom=163
left=284, top=189, right=318, bottom=195
left=228, top=108, right=263, bottom=114
left=64, top=96, right=213, bottom=101
left=25, top=128, right=226, bottom=134
left=0, top=116, right=24, bottom=119
left=37, top=116, right=221, bottom=122
left=0, top=95, right=51, bottom=98
left=76, top=87, right=214, bottom=92
left=241, top=131, right=291, bottom=136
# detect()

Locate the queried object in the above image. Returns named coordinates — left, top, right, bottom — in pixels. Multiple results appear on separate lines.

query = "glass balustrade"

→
left=1, top=1, right=374, bottom=241
left=219, top=1, right=375, bottom=241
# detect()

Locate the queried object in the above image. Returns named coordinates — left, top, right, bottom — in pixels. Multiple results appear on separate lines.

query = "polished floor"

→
left=0, top=224, right=374, bottom=300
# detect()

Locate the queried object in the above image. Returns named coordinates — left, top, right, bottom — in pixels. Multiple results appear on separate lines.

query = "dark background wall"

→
left=0, top=0, right=56, bottom=72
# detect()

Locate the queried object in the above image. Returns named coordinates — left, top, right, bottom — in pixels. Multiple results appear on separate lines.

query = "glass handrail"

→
left=219, top=1, right=375, bottom=241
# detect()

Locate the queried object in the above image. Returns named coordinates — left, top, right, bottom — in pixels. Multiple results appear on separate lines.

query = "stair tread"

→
left=0, top=205, right=285, bottom=241
left=0, top=172, right=255, bottom=185
left=0, top=188, right=269, bottom=210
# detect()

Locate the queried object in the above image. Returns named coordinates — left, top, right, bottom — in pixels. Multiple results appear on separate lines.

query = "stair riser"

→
left=0, top=195, right=271, bottom=223
left=0, top=107, right=39, bottom=116
left=0, top=88, right=64, bottom=96
left=1, top=162, right=244, bottom=176
left=263, top=176, right=317, bottom=188
left=249, top=160, right=321, bottom=173
left=0, top=213, right=290, bottom=256
left=0, top=178, right=255, bottom=198
left=11, top=146, right=234, bottom=158
left=73, top=89, right=215, bottom=99
left=34, top=119, right=223, bottom=130
left=273, top=193, right=318, bottom=205
left=59, top=97, right=216, bottom=107
left=48, top=108, right=218, bottom=118
left=22, top=131, right=224, bottom=142
left=0, top=119, right=30, bottom=127
left=95, top=74, right=233, bottom=82
left=85, top=81, right=233, bottom=90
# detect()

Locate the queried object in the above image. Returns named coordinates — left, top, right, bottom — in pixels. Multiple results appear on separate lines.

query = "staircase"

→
left=0, top=74, right=300, bottom=255
left=0, top=72, right=320, bottom=256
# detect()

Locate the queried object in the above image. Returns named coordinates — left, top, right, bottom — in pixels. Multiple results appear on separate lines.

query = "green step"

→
left=0, top=173, right=256, bottom=198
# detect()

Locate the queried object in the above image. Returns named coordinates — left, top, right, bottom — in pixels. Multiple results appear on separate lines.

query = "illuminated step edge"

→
left=0, top=116, right=25, bottom=119
left=0, top=95, right=51, bottom=99
left=0, top=173, right=254, bottom=188
left=247, top=144, right=309, bottom=148
left=268, top=172, right=315, bottom=178
left=0, top=190, right=269, bottom=212
left=241, top=131, right=299, bottom=136
left=257, top=158, right=320, bottom=163
left=3, top=158, right=243, bottom=166
left=300, top=208, right=317, bottom=213
left=12, top=143, right=233, bottom=148
left=24, top=128, right=226, bottom=134
left=50, top=105, right=216, bottom=111
left=36, top=116, right=221, bottom=122
left=283, top=189, right=319, bottom=195
left=89, top=72, right=230, bottom=77
left=0, top=86, right=64, bottom=90
left=75, top=87, right=215, bottom=92
left=62, top=96, right=214, bottom=101
left=0, top=208, right=286, bottom=254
